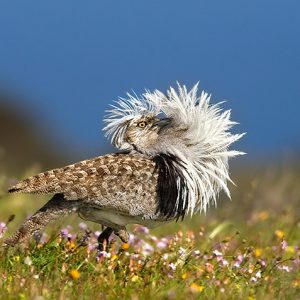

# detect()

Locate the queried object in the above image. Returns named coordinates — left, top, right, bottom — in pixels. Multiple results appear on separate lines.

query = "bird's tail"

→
left=8, top=181, right=29, bottom=193
left=8, top=169, right=63, bottom=194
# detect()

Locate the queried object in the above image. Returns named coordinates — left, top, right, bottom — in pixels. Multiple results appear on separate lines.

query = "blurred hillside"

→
left=0, top=92, right=68, bottom=174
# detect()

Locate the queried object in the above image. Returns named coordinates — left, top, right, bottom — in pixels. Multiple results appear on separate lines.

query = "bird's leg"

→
left=3, top=194, right=80, bottom=247
left=114, top=227, right=129, bottom=243
left=97, top=227, right=129, bottom=251
left=97, top=227, right=113, bottom=251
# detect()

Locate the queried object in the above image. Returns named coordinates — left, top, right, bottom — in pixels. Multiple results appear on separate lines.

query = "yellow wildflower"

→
left=69, top=269, right=80, bottom=280
left=111, top=254, right=118, bottom=261
left=131, top=275, right=139, bottom=282
left=181, top=273, right=188, bottom=280
left=121, top=243, right=129, bottom=250
left=67, top=241, right=76, bottom=251
left=190, top=283, right=204, bottom=293
left=292, top=280, right=299, bottom=288
left=14, top=256, right=20, bottom=262
left=274, top=230, right=285, bottom=239
left=254, top=248, right=263, bottom=257
left=286, top=246, right=295, bottom=254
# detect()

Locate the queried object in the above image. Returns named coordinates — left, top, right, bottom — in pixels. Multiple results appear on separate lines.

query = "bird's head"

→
left=122, top=115, right=172, bottom=154
left=103, top=93, right=174, bottom=156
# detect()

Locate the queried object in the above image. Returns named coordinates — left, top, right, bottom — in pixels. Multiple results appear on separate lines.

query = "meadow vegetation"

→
left=0, top=164, right=299, bottom=299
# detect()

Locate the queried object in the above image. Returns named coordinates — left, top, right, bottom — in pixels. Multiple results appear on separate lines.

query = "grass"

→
left=0, top=165, right=299, bottom=299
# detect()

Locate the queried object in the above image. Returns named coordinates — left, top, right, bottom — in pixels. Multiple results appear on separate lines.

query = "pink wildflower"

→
left=258, top=259, right=267, bottom=268
left=213, top=249, right=222, bottom=257
left=149, top=235, right=158, bottom=243
left=250, top=270, right=262, bottom=282
left=60, top=228, right=69, bottom=237
left=178, top=247, right=186, bottom=256
left=163, top=253, right=169, bottom=260
left=205, top=262, right=214, bottom=273
left=169, top=263, right=176, bottom=271
left=134, top=225, right=149, bottom=234
left=233, top=254, right=243, bottom=268
left=281, top=240, right=288, bottom=250
left=0, top=222, right=7, bottom=238
left=78, top=222, right=87, bottom=231
left=255, top=271, right=261, bottom=278
left=39, top=232, right=48, bottom=245
left=157, top=238, right=168, bottom=249
left=142, top=242, right=154, bottom=255
left=96, top=251, right=111, bottom=262
left=278, top=265, right=291, bottom=272
left=94, top=231, right=101, bottom=238
left=67, top=233, right=77, bottom=240
left=221, top=259, right=229, bottom=266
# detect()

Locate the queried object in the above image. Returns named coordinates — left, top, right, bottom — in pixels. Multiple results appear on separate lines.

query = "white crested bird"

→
left=5, top=83, right=245, bottom=249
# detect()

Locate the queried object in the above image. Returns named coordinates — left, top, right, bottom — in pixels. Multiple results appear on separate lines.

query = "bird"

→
left=4, top=83, right=245, bottom=249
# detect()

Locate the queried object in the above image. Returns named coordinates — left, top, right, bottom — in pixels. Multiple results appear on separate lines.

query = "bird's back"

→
left=9, top=153, right=158, bottom=204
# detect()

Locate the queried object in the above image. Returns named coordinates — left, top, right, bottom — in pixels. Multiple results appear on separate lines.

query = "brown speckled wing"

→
left=9, top=153, right=159, bottom=216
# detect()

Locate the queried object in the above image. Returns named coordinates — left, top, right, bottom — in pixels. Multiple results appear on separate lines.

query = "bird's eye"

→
left=137, top=121, right=147, bottom=128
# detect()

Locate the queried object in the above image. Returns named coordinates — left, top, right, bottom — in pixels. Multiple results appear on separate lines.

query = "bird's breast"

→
left=78, top=207, right=167, bottom=229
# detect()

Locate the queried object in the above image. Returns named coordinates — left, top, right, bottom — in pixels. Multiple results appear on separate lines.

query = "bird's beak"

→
left=152, top=118, right=172, bottom=129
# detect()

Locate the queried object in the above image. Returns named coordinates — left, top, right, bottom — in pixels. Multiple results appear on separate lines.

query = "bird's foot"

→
left=114, top=228, right=129, bottom=243
left=97, top=227, right=129, bottom=251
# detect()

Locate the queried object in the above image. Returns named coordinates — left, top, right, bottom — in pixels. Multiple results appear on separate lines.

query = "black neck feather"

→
left=153, top=153, right=189, bottom=220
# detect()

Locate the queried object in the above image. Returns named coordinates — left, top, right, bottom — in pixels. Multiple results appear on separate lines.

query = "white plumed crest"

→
left=103, top=92, right=161, bottom=149
left=104, top=83, right=245, bottom=216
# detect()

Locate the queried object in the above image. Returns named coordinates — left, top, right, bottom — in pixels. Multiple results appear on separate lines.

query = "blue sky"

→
left=0, top=1, right=299, bottom=160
